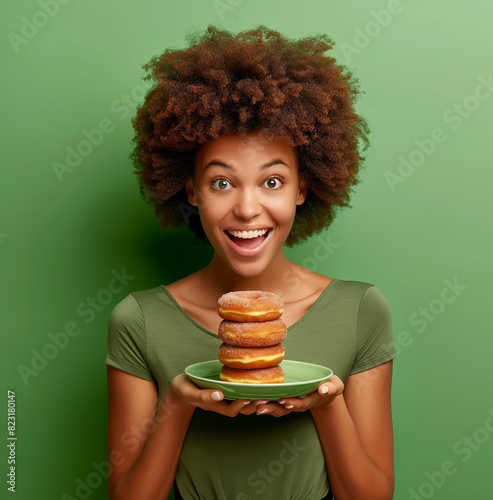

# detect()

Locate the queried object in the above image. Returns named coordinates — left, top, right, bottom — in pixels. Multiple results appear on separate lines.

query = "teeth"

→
left=228, top=229, right=268, bottom=239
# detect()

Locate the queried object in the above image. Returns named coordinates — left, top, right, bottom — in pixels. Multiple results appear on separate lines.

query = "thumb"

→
left=318, top=376, right=344, bottom=397
left=199, top=389, right=224, bottom=403
left=174, top=375, right=224, bottom=404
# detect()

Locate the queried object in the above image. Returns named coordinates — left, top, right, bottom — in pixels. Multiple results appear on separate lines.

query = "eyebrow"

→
left=203, top=159, right=290, bottom=171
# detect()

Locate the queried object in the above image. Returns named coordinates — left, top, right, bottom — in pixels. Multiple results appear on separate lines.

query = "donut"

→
left=217, top=290, right=284, bottom=322
left=218, top=319, right=287, bottom=347
left=220, top=365, right=284, bottom=384
left=218, top=342, right=285, bottom=369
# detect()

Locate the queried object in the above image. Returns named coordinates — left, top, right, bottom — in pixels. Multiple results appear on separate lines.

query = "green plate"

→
left=185, top=359, right=333, bottom=400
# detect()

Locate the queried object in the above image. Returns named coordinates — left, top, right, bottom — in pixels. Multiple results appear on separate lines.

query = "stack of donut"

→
left=216, top=291, right=286, bottom=384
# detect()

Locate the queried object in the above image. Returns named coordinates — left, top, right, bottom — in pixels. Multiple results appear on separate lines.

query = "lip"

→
left=224, top=227, right=271, bottom=232
left=223, top=229, right=272, bottom=257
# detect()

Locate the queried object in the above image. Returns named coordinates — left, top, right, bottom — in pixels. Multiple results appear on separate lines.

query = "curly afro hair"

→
left=131, top=25, right=370, bottom=246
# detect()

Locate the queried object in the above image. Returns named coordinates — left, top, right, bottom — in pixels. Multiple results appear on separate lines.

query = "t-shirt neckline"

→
left=159, top=279, right=339, bottom=338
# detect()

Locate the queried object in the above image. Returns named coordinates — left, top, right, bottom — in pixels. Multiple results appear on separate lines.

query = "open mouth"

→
left=225, top=229, right=270, bottom=250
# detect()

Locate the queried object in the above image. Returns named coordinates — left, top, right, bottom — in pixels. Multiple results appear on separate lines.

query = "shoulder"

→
left=284, top=266, right=382, bottom=301
left=316, top=279, right=392, bottom=323
left=350, top=281, right=395, bottom=373
left=312, top=278, right=375, bottom=304
left=336, top=280, right=393, bottom=336
left=332, top=278, right=374, bottom=293
left=106, top=290, right=158, bottom=381
left=331, top=279, right=389, bottom=305
left=109, top=286, right=167, bottom=325
left=109, top=293, right=142, bottom=325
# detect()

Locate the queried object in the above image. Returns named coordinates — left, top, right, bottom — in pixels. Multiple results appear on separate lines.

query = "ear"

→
left=296, top=176, right=308, bottom=206
left=185, top=179, right=199, bottom=207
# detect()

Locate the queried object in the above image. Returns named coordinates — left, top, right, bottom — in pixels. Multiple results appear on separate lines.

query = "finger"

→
left=278, top=392, right=318, bottom=411
left=194, top=389, right=224, bottom=404
left=180, top=379, right=225, bottom=404
left=237, top=399, right=252, bottom=405
left=256, top=402, right=286, bottom=415
left=259, top=404, right=294, bottom=417
left=278, top=400, right=295, bottom=410
left=318, top=375, right=344, bottom=397
left=195, top=397, right=249, bottom=416
left=225, top=398, right=252, bottom=416
left=239, top=401, right=257, bottom=415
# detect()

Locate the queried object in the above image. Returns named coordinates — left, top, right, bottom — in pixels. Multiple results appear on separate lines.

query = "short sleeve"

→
left=350, top=286, right=396, bottom=375
left=105, top=294, right=155, bottom=382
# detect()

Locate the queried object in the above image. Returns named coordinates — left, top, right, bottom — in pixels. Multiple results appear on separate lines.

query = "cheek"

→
left=269, top=196, right=298, bottom=222
left=197, top=198, right=226, bottom=233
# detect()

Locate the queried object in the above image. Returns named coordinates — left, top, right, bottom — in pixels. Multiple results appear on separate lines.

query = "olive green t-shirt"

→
left=105, top=279, right=395, bottom=500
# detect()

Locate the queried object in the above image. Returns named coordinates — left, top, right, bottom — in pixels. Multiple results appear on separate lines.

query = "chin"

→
left=209, top=228, right=288, bottom=279
left=226, top=261, right=269, bottom=279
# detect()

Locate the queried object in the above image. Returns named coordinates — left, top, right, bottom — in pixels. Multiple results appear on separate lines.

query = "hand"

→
left=169, top=374, right=255, bottom=417
left=250, top=375, right=344, bottom=417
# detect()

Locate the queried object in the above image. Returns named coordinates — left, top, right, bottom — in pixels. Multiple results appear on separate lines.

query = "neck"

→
left=202, top=251, right=296, bottom=298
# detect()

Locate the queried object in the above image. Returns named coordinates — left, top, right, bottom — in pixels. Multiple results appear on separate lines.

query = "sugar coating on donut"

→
left=220, top=365, right=284, bottom=384
left=218, top=343, right=285, bottom=369
left=218, top=319, right=287, bottom=347
left=217, top=290, right=284, bottom=321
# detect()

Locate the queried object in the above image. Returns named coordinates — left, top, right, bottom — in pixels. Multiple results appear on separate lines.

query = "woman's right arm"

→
left=107, top=366, right=194, bottom=500
left=107, top=367, right=256, bottom=500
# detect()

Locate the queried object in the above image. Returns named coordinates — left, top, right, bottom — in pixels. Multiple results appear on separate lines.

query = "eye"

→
left=212, top=178, right=232, bottom=190
left=263, top=176, right=283, bottom=189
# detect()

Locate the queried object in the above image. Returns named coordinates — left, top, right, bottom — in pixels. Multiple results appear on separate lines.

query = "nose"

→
left=233, top=187, right=262, bottom=220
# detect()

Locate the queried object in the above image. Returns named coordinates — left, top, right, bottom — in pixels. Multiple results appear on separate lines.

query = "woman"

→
left=106, top=25, right=395, bottom=500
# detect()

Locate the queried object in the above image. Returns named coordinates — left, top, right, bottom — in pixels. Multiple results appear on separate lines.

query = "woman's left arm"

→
left=311, top=361, right=394, bottom=500
left=251, top=361, right=394, bottom=499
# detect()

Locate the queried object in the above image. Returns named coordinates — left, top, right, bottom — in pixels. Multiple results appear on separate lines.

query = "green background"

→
left=2, top=0, right=492, bottom=498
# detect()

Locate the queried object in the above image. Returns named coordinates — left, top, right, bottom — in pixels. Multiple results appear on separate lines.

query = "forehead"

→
left=194, top=132, right=298, bottom=169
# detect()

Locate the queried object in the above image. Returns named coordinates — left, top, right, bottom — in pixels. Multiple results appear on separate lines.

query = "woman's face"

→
left=187, top=132, right=307, bottom=278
